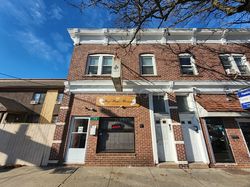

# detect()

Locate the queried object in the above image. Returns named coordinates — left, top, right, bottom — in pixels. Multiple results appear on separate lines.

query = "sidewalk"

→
left=0, top=166, right=249, bottom=187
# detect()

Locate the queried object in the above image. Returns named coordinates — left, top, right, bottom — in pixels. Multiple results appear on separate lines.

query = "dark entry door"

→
left=205, top=118, right=234, bottom=163
left=239, top=122, right=250, bottom=153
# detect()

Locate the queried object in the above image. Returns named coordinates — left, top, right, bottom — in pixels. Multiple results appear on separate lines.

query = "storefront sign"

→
left=237, top=88, right=250, bottom=109
left=96, top=96, right=139, bottom=107
left=90, top=117, right=100, bottom=121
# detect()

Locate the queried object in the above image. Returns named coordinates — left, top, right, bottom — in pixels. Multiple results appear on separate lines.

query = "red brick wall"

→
left=68, top=44, right=250, bottom=82
left=223, top=118, right=250, bottom=164
left=68, top=93, right=154, bottom=166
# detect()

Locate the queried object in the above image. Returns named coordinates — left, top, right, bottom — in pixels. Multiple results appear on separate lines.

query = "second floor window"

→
left=140, top=54, right=157, bottom=75
left=219, top=54, right=250, bottom=75
left=179, top=54, right=198, bottom=75
left=87, top=54, right=113, bottom=75
left=31, top=93, right=46, bottom=104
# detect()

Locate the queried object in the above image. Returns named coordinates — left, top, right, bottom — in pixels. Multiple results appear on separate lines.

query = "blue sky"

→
left=0, top=0, right=113, bottom=78
left=0, top=1, right=249, bottom=79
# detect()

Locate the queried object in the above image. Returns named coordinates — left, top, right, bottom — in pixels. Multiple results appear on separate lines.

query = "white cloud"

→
left=15, top=31, right=67, bottom=69
left=0, top=0, right=46, bottom=27
left=49, top=5, right=63, bottom=20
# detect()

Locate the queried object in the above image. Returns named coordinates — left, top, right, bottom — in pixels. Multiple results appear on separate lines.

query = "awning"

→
left=0, top=96, right=31, bottom=113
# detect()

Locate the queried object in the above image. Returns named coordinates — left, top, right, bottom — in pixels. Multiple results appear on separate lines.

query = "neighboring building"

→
left=0, top=79, right=65, bottom=124
left=50, top=28, right=250, bottom=168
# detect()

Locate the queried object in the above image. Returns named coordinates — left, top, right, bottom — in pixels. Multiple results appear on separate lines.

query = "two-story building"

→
left=50, top=28, right=250, bottom=168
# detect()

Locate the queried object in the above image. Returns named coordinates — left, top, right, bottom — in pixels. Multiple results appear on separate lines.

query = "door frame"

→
left=65, top=116, right=91, bottom=164
left=179, top=113, right=209, bottom=163
left=204, top=117, right=235, bottom=164
left=235, top=118, right=250, bottom=157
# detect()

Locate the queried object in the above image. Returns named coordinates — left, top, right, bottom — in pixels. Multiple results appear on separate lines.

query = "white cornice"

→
left=65, top=80, right=250, bottom=94
left=68, top=28, right=250, bottom=45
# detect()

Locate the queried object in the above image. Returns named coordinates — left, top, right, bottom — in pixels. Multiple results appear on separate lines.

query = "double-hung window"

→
left=87, top=54, right=113, bottom=75
left=219, top=54, right=250, bottom=75
left=179, top=53, right=198, bottom=75
left=140, top=54, right=157, bottom=75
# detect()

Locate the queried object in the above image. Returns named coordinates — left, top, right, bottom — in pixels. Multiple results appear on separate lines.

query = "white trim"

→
left=68, top=28, right=250, bottom=45
left=60, top=106, right=69, bottom=110
left=175, top=141, right=185, bottom=144
left=56, top=122, right=65, bottom=125
left=52, top=140, right=62, bottom=143
left=179, top=53, right=198, bottom=75
left=149, top=94, right=159, bottom=164
left=140, top=54, right=157, bottom=76
left=178, top=161, right=188, bottom=164
left=87, top=54, right=114, bottom=75
left=66, top=80, right=250, bottom=94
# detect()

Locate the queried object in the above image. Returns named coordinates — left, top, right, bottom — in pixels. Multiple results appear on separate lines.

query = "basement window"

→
left=97, top=117, right=135, bottom=153
left=87, top=54, right=113, bottom=75
left=179, top=53, right=198, bottom=75
left=219, top=54, right=250, bottom=75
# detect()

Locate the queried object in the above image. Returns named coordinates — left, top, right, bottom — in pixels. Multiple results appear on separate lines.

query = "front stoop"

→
left=188, top=162, right=209, bottom=169
left=157, top=162, right=179, bottom=168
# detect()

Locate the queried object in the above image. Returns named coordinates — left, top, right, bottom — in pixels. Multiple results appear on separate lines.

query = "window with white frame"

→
left=219, top=54, right=250, bottom=75
left=87, top=54, right=113, bottom=75
left=140, top=54, right=157, bottom=75
left=179, top=54, right=198, bottom=75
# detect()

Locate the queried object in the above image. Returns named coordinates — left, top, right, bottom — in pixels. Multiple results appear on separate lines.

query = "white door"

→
left=180, top=115, right=204, bottom=163
left=65, top=117, right=89, bottom=164
left=155, top=118, right=176, bottom=162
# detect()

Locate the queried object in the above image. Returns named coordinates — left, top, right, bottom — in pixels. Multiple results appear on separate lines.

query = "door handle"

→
left=169, top=124, right=172, bottom=131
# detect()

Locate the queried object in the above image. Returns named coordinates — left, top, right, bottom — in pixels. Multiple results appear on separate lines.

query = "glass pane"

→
left=220, top=56, right=232, bottom=67
left=233, top=56, right=243, bottom=66
left=153, top=95, right=166, bottom=113
left=88, top=66, right=98, bottom=74
left=141, top=56, right=153, bottom=65
left=72, top=119, right=89, bottom=133
left=39, top=93, right=46, bottom=104
left=176, top=96, right=190, bottom=112
left=89, top=56, right=99, bottom=65
left=142, top=66, right=154, bottom=74
left=56, top=93, right=64, bottom=103
left=205, top=118, right=234, bottom=163
left=70, top=134, right=87, bottom=148
left=97, top=117, right=135, bottom=153
left=33, top=93, right=40, bottom=102
left=238, top=65, right=248, bottom=74
left=181, top=67, right=194, bottom=75
left=179, top=57, right=191, bottom=65
left=239, top=122, right=250, bottom=152
left=103, top=56, right=113, bottom=66
left=102, top=66, right=112, bottom=74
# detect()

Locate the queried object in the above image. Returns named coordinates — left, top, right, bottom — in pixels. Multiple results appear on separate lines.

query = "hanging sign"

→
left=96, top=96, right=139, bottom=107
left=237, top=88, right=250, bottom=110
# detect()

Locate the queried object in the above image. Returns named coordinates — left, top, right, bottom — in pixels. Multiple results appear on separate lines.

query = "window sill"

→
left=96, top=152, right=136, bottom=156
left=140, top=74, right=160, bottom=77
left=180, top=74, right=202, bottom=77
left=84, top=74, right=111, bottom=77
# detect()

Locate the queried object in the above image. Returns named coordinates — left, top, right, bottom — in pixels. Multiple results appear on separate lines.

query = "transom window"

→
left=179, top=54, right=198, bottom=75
left=87, top=54, right=113, bottom=75
left=140, top=54, right=157, bottom=75
left=219, top=54, right=250, bottom=75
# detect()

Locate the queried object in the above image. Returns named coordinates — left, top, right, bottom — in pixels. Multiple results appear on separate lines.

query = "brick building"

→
left=50, top=28, right=250, bottom=168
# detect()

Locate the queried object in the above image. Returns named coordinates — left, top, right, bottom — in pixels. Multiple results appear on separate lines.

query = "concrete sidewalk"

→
left=0, top=166, right=249, bottom=187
